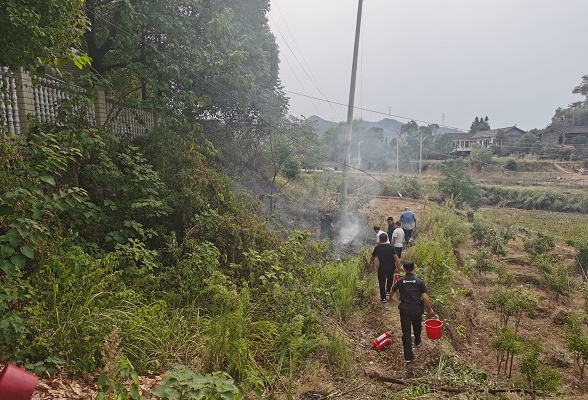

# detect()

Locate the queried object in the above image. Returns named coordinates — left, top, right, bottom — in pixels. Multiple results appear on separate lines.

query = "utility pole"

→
left=340, top=0, right=363, bottom=213
left=396, top=137, right=399, bottom=173
left=419, top=131, right=423, bottom=176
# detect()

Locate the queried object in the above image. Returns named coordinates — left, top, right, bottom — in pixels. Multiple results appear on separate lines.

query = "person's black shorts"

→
left=394, top=246, right=403, bottom=258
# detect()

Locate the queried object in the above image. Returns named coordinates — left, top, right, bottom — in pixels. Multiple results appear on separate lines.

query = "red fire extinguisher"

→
left=371, top=331, right=392, bottom=350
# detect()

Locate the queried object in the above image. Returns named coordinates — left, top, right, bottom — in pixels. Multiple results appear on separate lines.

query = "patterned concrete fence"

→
left=0, top=68, right=155, bottom=139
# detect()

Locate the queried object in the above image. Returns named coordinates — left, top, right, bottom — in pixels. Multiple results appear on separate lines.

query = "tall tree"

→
left=469, top=116, right=491, bottom=133
left=0, top=0, right=89, bottom=70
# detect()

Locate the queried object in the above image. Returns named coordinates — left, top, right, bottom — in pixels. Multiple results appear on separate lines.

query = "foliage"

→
left=490, top=325, right=524, bottom=378
left=470, top=148, right=493, bottom=170
left=438, top=160, right=482, bottom=209
left=504, top=158, right=518, bottom=171
left=0, top=0, right=89, bottom=69
left=471, top=247, right=494, bottom=275
left=419, top=206, right=469, bottom=250
left=96, top=327, right=146, bottom=400
left=564, top=314, right=588, bottom=380
left=486, top=287, right=538, bottom=332
left=309, top=258, right=365, bottom=322
left=519, top=340, right=562, bottom=397
left=483, top=185, right=588, bottom=214
left=469, top=116, right=490, bottom=134
left=408, top=238, right=456, bottom=312
left=523, top=233, right=555, bottom=261
left=531, top=256, right=572, bottom=301
left=0, top=131, right=87, bottom=275
left=152, top=365, right=246, bottom=400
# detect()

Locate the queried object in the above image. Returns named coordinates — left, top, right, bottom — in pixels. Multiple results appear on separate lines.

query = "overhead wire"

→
left=271, top=0, right=342, bottom=121
left=267, top=13, right=323, bottom=117
left=283, top=90, right=468, bottom=131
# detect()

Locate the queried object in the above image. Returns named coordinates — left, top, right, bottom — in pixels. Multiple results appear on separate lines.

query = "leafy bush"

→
left=532, top=256, right=572, bottom=301
left=504, top=158, right=518, bottom=171
left=486, top=287, right=538, bottom=332
left=564, top=314, right=588, bottom=379
left=523, top=233, right=555, bottom=261
left=438, top=160, right=482, bottom=209
left=519, top=340, right=561, bottom=396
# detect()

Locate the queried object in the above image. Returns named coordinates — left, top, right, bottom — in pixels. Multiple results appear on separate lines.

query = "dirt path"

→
left=553, top=162, right=572, bottom=174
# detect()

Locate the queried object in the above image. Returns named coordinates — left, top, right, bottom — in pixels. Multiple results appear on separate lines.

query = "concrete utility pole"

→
left=340, top=0, right=363, bottom=213
left=419, top=131, right=423, bottom=176
left=396, top=137, right=399, bottom=173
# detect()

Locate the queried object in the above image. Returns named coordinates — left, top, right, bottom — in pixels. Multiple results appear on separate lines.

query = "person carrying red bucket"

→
left=389, top=261, right=435, bottom=364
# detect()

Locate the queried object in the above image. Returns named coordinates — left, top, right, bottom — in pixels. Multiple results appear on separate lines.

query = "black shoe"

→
left=405, top=355, right=417, bottom=363
left=415, top=341, right=421, bottom=348
left=386, top=291, right=390, bottom=295
left=381, top=298, right=387, bottom=303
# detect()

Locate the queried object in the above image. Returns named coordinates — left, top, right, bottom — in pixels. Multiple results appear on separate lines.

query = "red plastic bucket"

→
left=393, top=274, right=402, bottom=284
left=0, top=363, right=39, bottom=400
left=424, top=319, right=444, bottom=340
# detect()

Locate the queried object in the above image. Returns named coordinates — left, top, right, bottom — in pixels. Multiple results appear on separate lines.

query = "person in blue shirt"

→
left=399, top=207, right=416, bottom=246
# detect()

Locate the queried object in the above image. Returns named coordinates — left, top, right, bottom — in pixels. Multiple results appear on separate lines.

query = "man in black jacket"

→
left=390, top=261, right=434, bottom=363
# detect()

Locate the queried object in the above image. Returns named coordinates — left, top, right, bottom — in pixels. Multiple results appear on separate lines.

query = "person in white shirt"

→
left=391, top=221, right=405, bottom=258
left=373, top=225, right=389, bottom=244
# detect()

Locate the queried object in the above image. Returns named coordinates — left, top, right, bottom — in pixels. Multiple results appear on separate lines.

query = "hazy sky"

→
left=268, top=0, right=588, bottom=132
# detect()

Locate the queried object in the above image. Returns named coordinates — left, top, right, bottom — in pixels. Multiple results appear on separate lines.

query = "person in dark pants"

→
left=390, top=261, right=434, bottom=363
left=368, top=232, right=397, bottom=303
left=386, top=216, right=395, bottom=243
left=319, top=211, right=334, bottom=240
left=399, top=207, right=416, bottom=246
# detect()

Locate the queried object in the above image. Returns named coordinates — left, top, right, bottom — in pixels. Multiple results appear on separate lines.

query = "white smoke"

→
left=336, top=216, right=362, bottom=245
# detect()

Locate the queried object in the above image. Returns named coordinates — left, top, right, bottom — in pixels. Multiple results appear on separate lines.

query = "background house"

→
left=471, top=126, right=525, bottom=148
left=450, top=126, right=525, bottom=155
left=541, top=125, right=588, bottom=145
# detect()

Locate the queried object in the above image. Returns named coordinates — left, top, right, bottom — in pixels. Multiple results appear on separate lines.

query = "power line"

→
left=284, top=90, right=468, bottom=131
left=267, top=13, right=323, bottom=117
left=271, top=1, right=342, bottom=121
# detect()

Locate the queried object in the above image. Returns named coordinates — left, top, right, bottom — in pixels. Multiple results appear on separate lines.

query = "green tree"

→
left=573, top=74, right=588, bottom=100
left=0, top=0, right=89, bottom=69
left=438, top=160, right=482, bottom=209
left=564, top=314, right=588, bottom=379
left=429, top=133, right=455, bottom=160
left=470, top=148, right=493, bottom=170
left=469, top=116, right=491, bottom=134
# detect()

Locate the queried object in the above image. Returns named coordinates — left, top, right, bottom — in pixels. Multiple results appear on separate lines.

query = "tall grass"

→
left=309, top=258, right=366, bottom=322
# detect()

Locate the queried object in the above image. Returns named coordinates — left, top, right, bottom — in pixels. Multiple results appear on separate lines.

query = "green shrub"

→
left=564, top=314, right=588, bottom=379
left=486, top=287, right=538, bottom=332
left=504, top=158, right=518, bottom=171
left=532, top=256, right=572, bottom=301
left=523, top=233, right=555, bottom=261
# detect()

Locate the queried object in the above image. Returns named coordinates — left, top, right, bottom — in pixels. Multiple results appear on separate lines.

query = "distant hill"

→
left=306, top=115, right=463, bottom=141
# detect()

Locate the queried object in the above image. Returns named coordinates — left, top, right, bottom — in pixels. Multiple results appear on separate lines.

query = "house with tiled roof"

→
left=541, top=125, right=588, bottom=145
left=449, top=132, right=476, bottom=155
left=449, top=126, right=525, bottom=155
left=471, top=126, right=525, bottom=148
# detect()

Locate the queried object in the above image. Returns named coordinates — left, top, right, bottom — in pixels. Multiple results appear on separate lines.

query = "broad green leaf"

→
left=11, top=254, right=27, bottom=268
left=9, top=236, right=21, bottom=247
left=0, top=204, right=13, bottom=215
left=129, top=384, right=140, bottom=399
left=40, top=175, right=56, bottom=186
left=97, top=372, right=108, bottom=387
left=17, top=228, right=29, bottom=238
left=1, top=246, right=15, bottom=257
left=20, top=244, right=34, bottom=259
left=0, top=260, right=15, bottom=276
